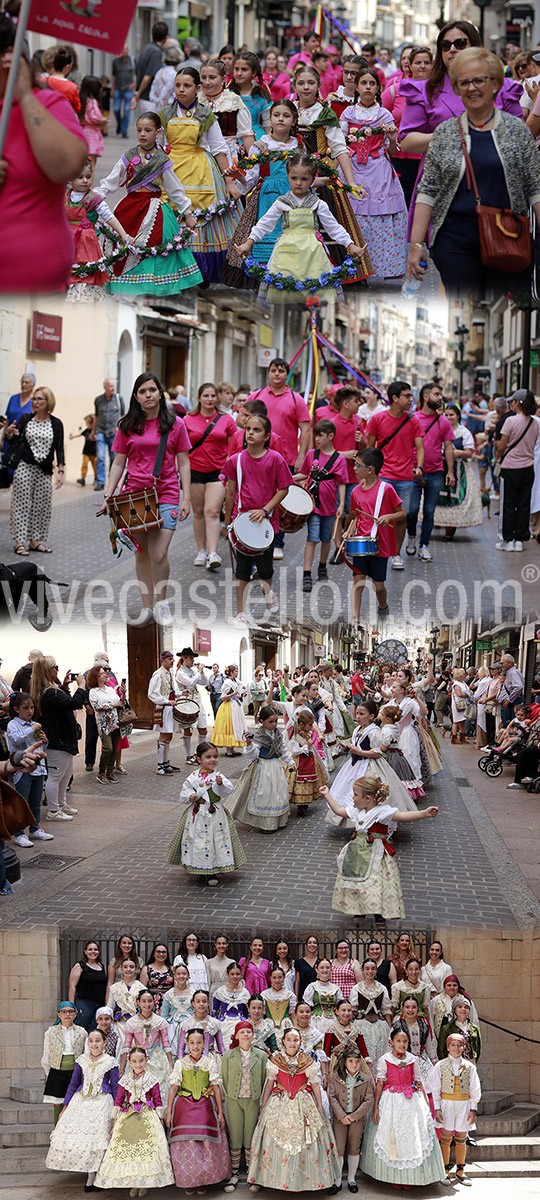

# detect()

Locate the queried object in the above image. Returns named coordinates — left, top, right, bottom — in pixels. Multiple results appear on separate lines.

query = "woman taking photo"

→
left=495, top=389, right=538, bottom=553
left=406, top=47, right=540, bottom=297
left=98, top=372, right=191, bottom=625
left=8, top=386, right=65, bottom=556
left=68, top=940, right=107, bottom=1029
left=431, top=405, right=483, bottom=540
left=86, top=665, right=124, bottom=786
left=30, top=656, right=86, bottom=823
left=183, top=381, right=237, bottom=571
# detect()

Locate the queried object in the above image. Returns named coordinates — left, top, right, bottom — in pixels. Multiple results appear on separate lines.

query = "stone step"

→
left=9, top=1085, right=44, bottom=1105
left=477, top=1090, right=516, bottom=1115
left=465, top=1160, right=540, bottom=1179
left=476, top=1105, right=540, bottom=1137
left=1, top=1123, right=51, bottom=1148
left=0, top=1147, right=47, bottom=1175
left=0, top=1097, right=50, bottom=1125
left=472, top=1134, right=540, bottom=1161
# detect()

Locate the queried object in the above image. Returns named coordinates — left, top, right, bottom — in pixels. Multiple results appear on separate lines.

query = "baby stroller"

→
left=477, top=732, right=529, bottom=777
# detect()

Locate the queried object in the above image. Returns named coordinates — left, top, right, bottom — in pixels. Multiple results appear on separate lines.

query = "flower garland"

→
left=345, top=125, right=386, bottom=144
left=242, top=254, right=359, bottom=293
left=71, top=220, right=194, bottom=280
left=236, top=148, right=363, bottom=197
left=192, top=196, right=239, bottom=222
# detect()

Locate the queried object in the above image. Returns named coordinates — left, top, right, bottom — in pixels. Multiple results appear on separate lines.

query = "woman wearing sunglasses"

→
left=398, top=20, right=523, bottom=156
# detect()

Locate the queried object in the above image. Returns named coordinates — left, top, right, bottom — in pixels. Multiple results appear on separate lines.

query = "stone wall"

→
left=0, top=928, right=62, bottom=1099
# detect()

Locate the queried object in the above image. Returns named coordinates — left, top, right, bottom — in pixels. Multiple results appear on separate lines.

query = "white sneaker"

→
left=391, top=554, right=404, bottom=570
left=513, top=540, right=524, bottom=551
left=266, top=589, right=279, bottom=612
left=418, top=545, right=432, bottom=561
left=405, top=536, right=417, bottom=556
left=61, top=804, right=78, bottom=815
left=154, top=600, right=173, bottom=626
left=194, top=549, right=208, bottom=566
left=32, top=829, right=54, bottom=840
left=46, top=810, right=73, bottom=821
left=495, top=540, right=515, bottom=551
left=13, top=833, right=33, bottom=848
left=273, top=546, right=284, bottom=560
left=233, top=612, right=250, bottom=626
left=206, top=552, right=222, bottom=570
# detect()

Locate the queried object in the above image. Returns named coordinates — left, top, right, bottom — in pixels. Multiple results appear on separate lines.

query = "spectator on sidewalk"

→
left=208, top=664, right=224, bottom=717
left=498, top=653, right=524, bottom=728
left=132, top=21, right=169, bottom=114
left=11, top=648, right=43, bottom=694
left=111, top=43, right=136, bottom=138
left=92, top=380, right=125, bottom=492
left=30, top=655, right=86, bottom=823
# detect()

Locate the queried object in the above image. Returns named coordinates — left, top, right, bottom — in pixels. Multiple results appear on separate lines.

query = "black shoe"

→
left=328, top=1187, right=342, bottom=1195
left=166, top=763, right=181, bottom=771
left=377, top=605, right=390, bottom=616
left=466, top=1134, right=477, bottom=1146
left=85, top=764, right=94, bottom=772
left=302, top=573, right=313, bottom=593
left=347, top=1185, right=358, bottom=1193
left=93, top=482, right=104, bottom=491
left=185, top=756, right=198, bottom=765
left=77, top=478, right=86, bottom=486
left=318, top=564, right=328, bottom=580
left=84, top=1186, right=95, bottom=1193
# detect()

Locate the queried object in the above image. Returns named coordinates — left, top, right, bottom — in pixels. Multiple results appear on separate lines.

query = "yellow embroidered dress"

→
left=95, top=1066, right=174, bottom=1190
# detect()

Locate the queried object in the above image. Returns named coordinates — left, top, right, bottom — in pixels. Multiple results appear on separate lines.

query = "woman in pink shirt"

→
left=496, top=389, right=539, bottom=552
left=184, top=382, right=237, bottom=573
left=263, top=47, right=292, bottom=101
left=0, top=18, right=88, bottom=293
left=98, top=372, right=191, bottom=625
left=239, top=937, right=272, bottom=994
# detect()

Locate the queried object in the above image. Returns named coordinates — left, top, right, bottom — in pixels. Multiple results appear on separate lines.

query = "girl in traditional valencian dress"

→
left=199, top=58, right=255, bottom=164
left=65, top=159, right=131, bottom=301
left=211, top=962, right=251, bottom=1049
left=166, top=1027, right=231, bottom=1191
left=340, top=67, right=408, bottom=279
left=303, top=957, right=344, bottom=1027
left=360, top=1026, right=445, bottom=1187
left=247, top=1027, right=341, bottom=1192
left=321, top=776, right=439, bottom=920
left=223, top=99, right=299, bottom=289
left=236, top=152, right=366, bottom=304
left=95, top=1046, right=173, bottom=1196
left=120, top=990, right=174, bottom=1101
left=161, top=965, right=195, bottom=1059
left=261, top=966, right=297, bottom=1047
left=159, top=68, right=241, bottom=281
left=106, top=959, right=146, bottom=1047
left=326, top=699, right=418, bottom=829
left=95, top=112, right=202, bottom=295
left=379, top=703, right=424, bottom=800
left=287, top=707, right=328, bottom=818
left=46, top=1028, right=119, bottom=1190
left=212, top=667, right=249, bottom=756
left=229, top=51, right=272, bottom=140
left=177, top=991, right=226, bottom=1060
left=349, top=958, right=393, bottom=1068
left=166, top=740, right=246, bottom=887
left=226, top=704, right=294, bottom=832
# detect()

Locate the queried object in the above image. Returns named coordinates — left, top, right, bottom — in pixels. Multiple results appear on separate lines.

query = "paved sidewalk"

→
left=2, top=1175, right=538, bottom=1199
left=3, top=730, right=540, bottom=933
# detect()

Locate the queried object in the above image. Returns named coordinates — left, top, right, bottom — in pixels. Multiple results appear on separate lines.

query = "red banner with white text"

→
left=27, top=0, right=139, bottom=56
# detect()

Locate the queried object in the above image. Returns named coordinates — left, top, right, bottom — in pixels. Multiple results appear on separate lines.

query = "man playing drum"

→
left=176, top=648, right=210, bottom=763
left=148, top=650, right=181, bottom=777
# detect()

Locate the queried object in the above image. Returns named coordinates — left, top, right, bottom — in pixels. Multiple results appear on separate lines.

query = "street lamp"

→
left=430, top=625, right=440, bottom=669
left=455, top=323, right=470, bottom=398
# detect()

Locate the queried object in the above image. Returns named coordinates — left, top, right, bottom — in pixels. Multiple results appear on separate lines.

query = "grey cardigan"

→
left=416, top=109, right=540, bottom=243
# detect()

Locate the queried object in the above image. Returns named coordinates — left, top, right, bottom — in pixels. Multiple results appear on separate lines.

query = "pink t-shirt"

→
left=223, top=449, right=293, bottom=531
left=0, top=90, right=87, bottom=292
left=366, top=410, right=423, bottom=481
left=247, top=386, right=311, bottom=465
left=319, top=411, right=362, bottom=482
left=413, top=411, right=454, bottom=473
left=227, top=428, right=286, bottom=459
left=183, top=410, right=237, bottom=472
left=112, top=416, right=191, bottom=504
left=300, top=447, right=348, bottom=515
left=350, top=479, right=402, bottom=558
left=499, top=413, right=539, bottom=469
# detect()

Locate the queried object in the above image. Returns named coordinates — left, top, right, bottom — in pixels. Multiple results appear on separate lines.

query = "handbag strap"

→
left=188, top=412, right=223, bottom=455
left=457, top=119, right=482, bottom=207
left=500, top=418, right=533, bottom=464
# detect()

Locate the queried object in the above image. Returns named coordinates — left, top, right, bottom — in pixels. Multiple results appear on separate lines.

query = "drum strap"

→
left=368, top=480, right=386, bottom=539
left=152, top=431, right=170, bottom=480
left=308, top=449, right=339, bottom=507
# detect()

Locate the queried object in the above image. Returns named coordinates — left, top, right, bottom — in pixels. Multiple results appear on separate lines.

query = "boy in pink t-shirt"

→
left=295, top=418, right=348, bottom=591
left=345, top=446, right=405, bottom=619
left=223, top=414, right=293, bottom=623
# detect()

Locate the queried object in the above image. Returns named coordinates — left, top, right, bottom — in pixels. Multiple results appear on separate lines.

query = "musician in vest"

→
left=430, top=1033, right=481, bottom=1188
left=148, top=650, right=181, bottom=776
left=176, top=647, right=209, bottom=763
left=41, top=1000, right=87, bottom=1125
left=404, top=385, right=455, bottom=564
left=295, top=418, right=348, bottom=593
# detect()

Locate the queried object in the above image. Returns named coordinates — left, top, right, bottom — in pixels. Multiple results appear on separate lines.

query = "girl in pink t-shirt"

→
left=98, top=372, right=191, bottom=625
left=79, top=77, right=107, bottom=163
left=345, top=446, right=405, bottom=620
left=223, top=414, right=293, bottom=623
left=184, top=382, right=238, bottom=572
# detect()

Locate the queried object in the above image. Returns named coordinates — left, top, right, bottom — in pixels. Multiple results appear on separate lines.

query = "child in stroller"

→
left=478, top=705, right=531, bottom=777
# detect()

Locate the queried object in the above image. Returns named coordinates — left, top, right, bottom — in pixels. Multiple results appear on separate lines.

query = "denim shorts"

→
left=306, top=512, right=335, bottom=543
left=160, top=503, right=179, bottom=531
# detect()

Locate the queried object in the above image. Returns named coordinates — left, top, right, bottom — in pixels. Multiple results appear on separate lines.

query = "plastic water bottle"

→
left=401, top=260, right=428, bottom=298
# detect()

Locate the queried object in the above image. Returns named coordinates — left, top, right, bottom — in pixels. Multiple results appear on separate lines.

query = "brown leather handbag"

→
left=457, top=122, right=531, bottom=272
left=0, top=777, right=35, bottom=838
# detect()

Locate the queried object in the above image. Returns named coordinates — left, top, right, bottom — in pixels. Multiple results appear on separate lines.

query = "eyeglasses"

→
left=516, top=63, right=529, bottom=72
left=441, top=37, right=469, bottom=52
left=455, top=75, right=493, bottom=90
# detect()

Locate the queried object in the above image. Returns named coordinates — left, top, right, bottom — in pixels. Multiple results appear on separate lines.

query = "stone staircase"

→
left=2, top=1073, right=540, bottom=1185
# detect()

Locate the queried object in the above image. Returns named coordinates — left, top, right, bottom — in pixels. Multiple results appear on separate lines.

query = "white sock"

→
left=86, top=1172, right=96, bottom=1186
left=347, top=1155, right=359, bottom=1183
left=184, top=735, right=192, bottom=759
left=157, top=741, right=166, bottom=765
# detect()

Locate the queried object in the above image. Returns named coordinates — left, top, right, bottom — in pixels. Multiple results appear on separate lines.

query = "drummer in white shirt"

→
left=175, top=647, right=210, bottom=763
left=148, top=650, right=182, bottom=777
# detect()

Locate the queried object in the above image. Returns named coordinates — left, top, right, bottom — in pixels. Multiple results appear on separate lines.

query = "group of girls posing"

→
left=65, top=49, right=415, bottom=301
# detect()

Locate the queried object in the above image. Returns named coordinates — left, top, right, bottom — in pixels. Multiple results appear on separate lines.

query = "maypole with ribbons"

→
left=287, top=298, right=385, bottom=416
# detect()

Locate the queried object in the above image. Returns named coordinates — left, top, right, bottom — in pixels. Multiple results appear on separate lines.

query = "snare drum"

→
left=229, top=513, right=274, bottom=557
left=173, top=699, right=200, bottom=728
left=344, top=536, right=379, bottom=556
left=278, top=485, right=314, bottom=534
left=107, top=487, right=163, bottom=534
